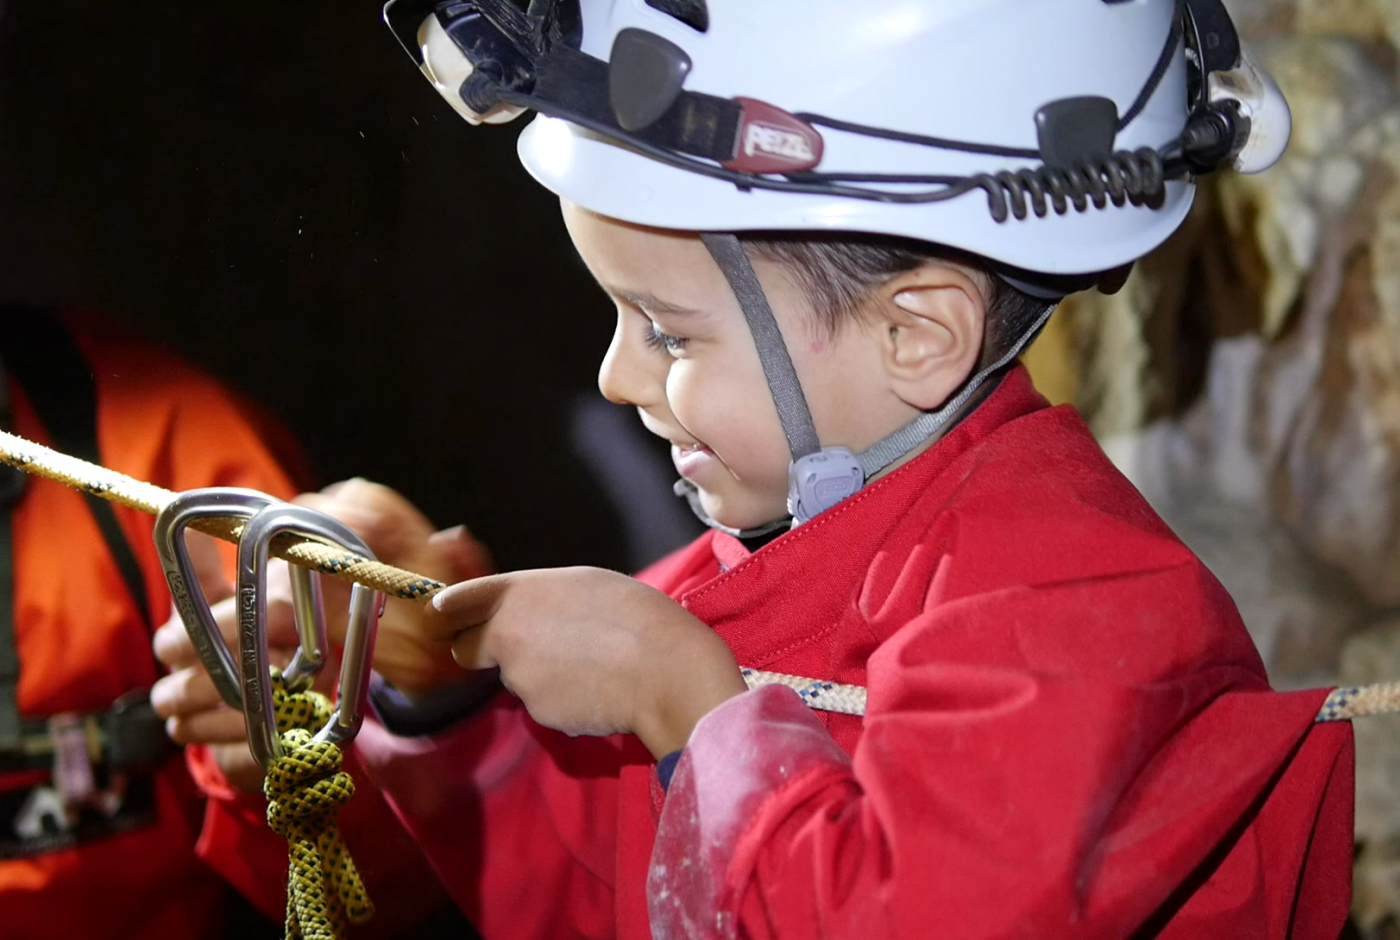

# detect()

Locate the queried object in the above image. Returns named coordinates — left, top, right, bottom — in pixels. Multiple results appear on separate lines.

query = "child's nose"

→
left=598, top=320, right=659, bottom=407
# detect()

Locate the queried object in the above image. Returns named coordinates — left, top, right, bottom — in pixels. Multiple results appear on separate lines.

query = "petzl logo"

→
left=744, top=123, right=815, bottom=164
left=237, top=586, right=262, bottom=710
left=724, top=97, right=823, bottom=174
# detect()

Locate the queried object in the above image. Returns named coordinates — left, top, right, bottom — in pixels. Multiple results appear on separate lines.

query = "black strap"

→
left=0, top=309, right=154, bottom=633
left=532, top=43, right=740, bottom=162
left=0, top=466, right=17, bottom=750
left=0, top=693, right=174, bottom=774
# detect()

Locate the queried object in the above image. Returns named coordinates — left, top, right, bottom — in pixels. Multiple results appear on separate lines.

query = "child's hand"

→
left=424, top=568, right=748, bottom=758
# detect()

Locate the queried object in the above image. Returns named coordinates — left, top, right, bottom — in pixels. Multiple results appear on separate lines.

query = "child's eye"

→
left=644, top=323, right=689, bottom=355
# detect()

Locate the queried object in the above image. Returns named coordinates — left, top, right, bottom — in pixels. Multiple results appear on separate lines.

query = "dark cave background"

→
left=0, top=0, right=703, bottom=574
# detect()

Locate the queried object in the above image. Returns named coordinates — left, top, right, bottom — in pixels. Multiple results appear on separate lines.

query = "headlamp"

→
left=382, top=0, right=1291, bottom=222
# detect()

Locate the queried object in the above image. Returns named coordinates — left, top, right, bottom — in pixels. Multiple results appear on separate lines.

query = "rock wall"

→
left=1021, top=4, right=1400, bottom=931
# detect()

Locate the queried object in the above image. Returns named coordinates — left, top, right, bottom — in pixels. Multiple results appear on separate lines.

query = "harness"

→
left=0, top=310, right=176, bottom=858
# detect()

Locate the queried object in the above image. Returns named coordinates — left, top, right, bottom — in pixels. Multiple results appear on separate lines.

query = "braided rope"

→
left=0, top=430, right=444, bottom=600
left=265, top=671, right=374, bottom=939
left=1316, top=683, right=1400, bottom=723
left=742, top=669, right=868, bottom=716
left=2, top=428, right=1398, bottom=724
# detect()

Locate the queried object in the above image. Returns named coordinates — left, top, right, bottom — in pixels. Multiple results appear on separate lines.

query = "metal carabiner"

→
left=154, top=489, right=332, bottom=708
left=237, top=502, right=384, bottom=770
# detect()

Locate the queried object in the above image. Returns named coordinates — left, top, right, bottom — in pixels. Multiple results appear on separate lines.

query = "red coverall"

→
left=200, top=366, right=1356, bottom=938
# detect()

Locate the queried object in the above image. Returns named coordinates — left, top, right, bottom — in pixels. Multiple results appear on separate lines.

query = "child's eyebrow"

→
left=611, top=288, right=700, bottom=316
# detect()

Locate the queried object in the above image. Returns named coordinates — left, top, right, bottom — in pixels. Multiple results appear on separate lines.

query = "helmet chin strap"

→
left=672, top=478, right=792, bottom=539
left=683, top=233, right=1053, bottom=537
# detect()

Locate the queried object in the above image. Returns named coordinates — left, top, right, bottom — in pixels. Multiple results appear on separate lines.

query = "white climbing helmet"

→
left=384, top=0, right=1291, bottom=531
left=386, top=0, right=1291, bottom=283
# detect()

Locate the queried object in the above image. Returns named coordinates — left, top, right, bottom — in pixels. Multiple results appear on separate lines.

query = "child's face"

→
left=563, top=202, right=906, bottom=531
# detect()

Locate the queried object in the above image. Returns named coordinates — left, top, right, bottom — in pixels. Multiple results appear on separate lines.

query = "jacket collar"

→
left=681, top=366, right=1048, bottom=667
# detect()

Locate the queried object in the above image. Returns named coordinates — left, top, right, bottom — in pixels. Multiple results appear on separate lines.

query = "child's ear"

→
left=876, top=264, right=985, bottom=411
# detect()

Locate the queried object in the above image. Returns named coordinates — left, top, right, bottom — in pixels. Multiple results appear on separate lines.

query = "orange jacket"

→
left=0, top=314, right=296, bottom=939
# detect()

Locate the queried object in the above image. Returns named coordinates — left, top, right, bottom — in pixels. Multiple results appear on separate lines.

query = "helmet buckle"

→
left=788, top=448, right=864, bottom=525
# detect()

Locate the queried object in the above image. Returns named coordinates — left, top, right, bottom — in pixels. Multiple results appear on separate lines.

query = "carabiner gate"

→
left=237, top=503, right=384, bottom=770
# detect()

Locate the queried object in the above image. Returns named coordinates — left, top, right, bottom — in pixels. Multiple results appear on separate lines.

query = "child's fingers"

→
left=449, top=628, right=497, bottom=672
left=423, top=575, right=511, bottom=642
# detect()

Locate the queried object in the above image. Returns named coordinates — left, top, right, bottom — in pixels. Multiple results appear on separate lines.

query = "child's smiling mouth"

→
left=637, top=414, right=721, bottom=480
left=671, top=441, right=717, bottom=479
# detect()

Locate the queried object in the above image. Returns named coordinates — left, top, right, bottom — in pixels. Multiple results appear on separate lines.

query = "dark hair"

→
left=740, top=231, right=1052, bottom=367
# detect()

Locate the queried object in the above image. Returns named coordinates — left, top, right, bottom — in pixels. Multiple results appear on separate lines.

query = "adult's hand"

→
left=150, top=530, right=301, bottom=792
left=152, top=480, right=496, bottom=790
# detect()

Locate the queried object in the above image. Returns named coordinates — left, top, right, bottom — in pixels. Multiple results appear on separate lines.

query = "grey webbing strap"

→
left=856, top=303, right=1055, bottom=477
left=700, top=233, right=822, bottom=460
left=690, top=232, right=1056, bottom=532
left=672, top=478, right=791, bottom=539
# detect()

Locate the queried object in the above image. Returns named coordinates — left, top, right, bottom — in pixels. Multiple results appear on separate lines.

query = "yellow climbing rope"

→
left=266, top=670, right=374, bottom=940
left=0, top=429, right=445, bottom=600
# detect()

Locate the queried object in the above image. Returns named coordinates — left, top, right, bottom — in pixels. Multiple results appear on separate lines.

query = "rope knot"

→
left=264, top=672, right=374, bottom=939
left=273, top=676, right=335, bottom=733
left=264, top=734, right=355, bottom=839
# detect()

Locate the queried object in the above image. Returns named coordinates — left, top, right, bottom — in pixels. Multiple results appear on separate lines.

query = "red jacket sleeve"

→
left=350, top=695, right=628, bottom=940
left=651, top=569, right=1354, bottom=940
left=187, top=743, right=454, bottom=934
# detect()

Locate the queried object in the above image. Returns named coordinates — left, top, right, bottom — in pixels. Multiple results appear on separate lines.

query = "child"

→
left=157, top=0, right=1353, bottom=936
